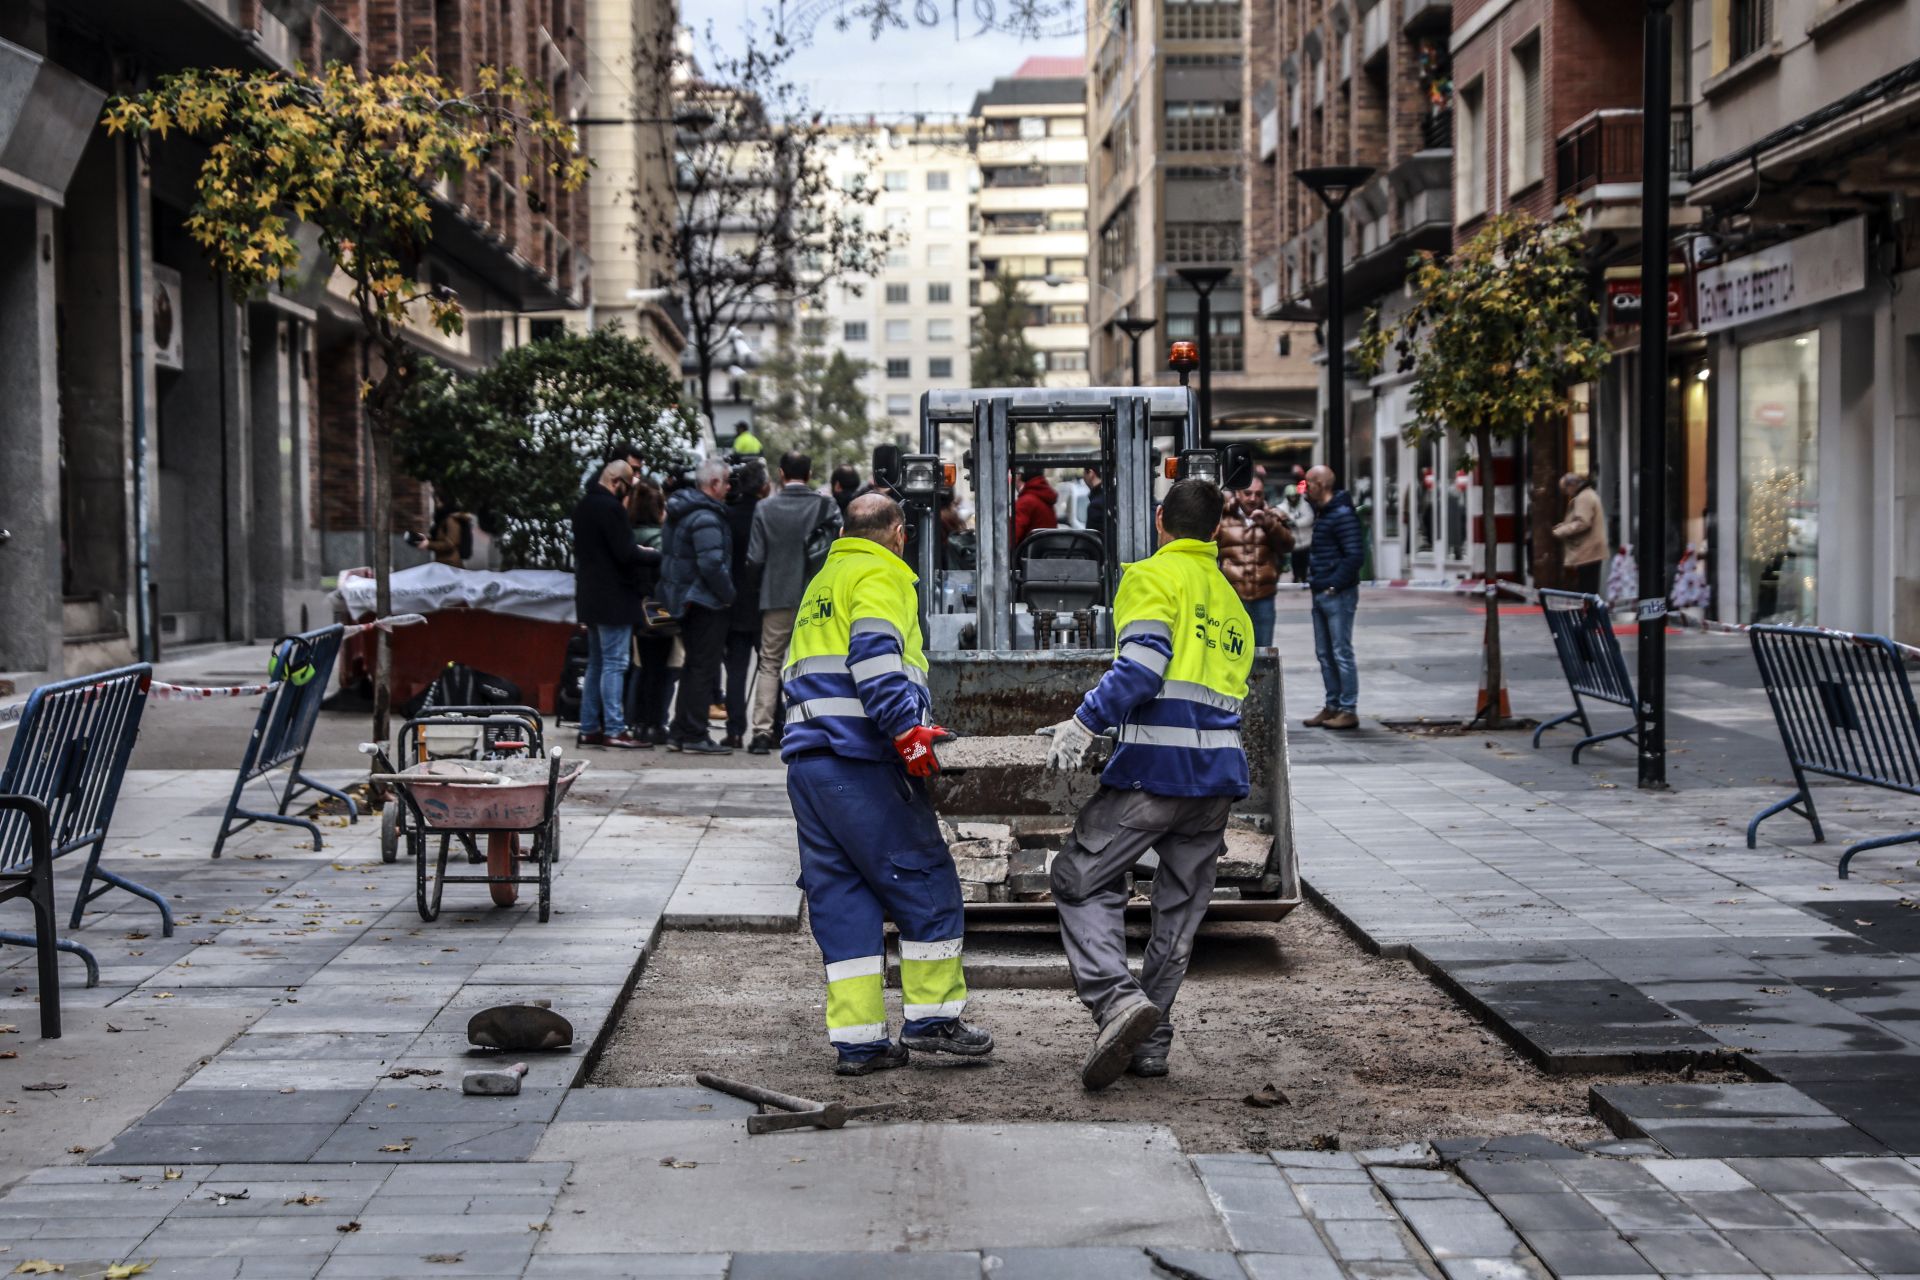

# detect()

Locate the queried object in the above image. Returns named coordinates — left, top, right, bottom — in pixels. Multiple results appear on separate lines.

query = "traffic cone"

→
left=1476, top=644, right=1511, bottom=722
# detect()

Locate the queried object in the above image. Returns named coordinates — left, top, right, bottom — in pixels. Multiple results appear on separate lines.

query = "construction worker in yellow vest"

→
left=781, top=493, right=994, bottom=1074
left=1038, top=478, right=1254, bottom=1089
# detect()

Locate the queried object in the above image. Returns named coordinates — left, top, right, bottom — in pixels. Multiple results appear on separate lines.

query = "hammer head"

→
left=462, top=1062, right=529, bottom=1096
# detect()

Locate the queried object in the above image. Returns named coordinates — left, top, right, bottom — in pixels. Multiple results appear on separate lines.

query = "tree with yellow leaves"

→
left=105, top=55, right=586, bottom=743
left=1358, top=208, right=1609, bottom=728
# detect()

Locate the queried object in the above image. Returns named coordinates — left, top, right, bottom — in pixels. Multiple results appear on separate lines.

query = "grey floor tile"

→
left=1517, top=1229, right=1662, bottom=1277
left=90, top=1122, right=339, bottom=1165
left=1824, top=1227, right=1920, bottom=1274
left=725, top=1252, right=981, bottom=1279
left=521, top=1256, right=731, bottom=1278
left=310, top=1121, right=548, bottom=1164
left=1627, top=1228, right=1770, bottom=1275
left=1718, top=1227, right=1865, bottom=1274
left=979, top=1247, right=1244, bottom=1279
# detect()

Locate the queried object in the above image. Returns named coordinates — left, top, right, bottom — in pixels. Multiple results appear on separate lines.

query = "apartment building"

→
left=1089, top=0, right=1313, bottom=437
left=971, top=56, right=1093, bottom=392
left=1681, top=0, right=1920, bottom=640
left=0, top=0, right=587, bottom=676
left=813, top=122, right=976, bottom=440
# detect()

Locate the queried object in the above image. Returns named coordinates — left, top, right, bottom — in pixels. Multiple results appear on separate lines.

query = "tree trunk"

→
left=370, top=409, right=395, bottom=749
left=1477, top=424, right=1504, bottom=729
left=695, top=332, right=716, bottom=427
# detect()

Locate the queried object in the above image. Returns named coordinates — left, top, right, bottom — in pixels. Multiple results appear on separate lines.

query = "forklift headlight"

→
left=900, top=454, right=943, bottom=497
left=1179, top=450, right=1221, bottom=485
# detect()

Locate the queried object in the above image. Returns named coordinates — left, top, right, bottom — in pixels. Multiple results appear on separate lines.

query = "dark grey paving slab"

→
left=1396, top=1197, right=1533, bottom=1260
left=1581, top=1189, right=1710, bottom=1231
left=553, top=1086, right=757, bottom=1122
left=137, top=1087, right=372, bottom=1128
left=521, top=1256, right=730, bottom=1277
left=1634, top=1117, right=1888, bottom=1159
left=1624, top=1227, right=1765, bottom=1275
left=1724, top=1156, right=1854, bottom=1192
left=1718, top=1225, right=1866, bottom=1274
left=310, top=1121, right=547, bottom=1163
left=1237, top=1254, right=1349, bottom=1280
left=90, top=1121, right=339, bottom=1164
left=344, top=1087, right=566, bottom=1125
left=1484, top=1192, right=1614, bottom=1234
left=725, top=1253, right=982, bottom=1279
left=1825, top=1226, right=1920, bottom=1273
left=1512, top=1228, right=1663, bottom=1277
left=979, top=1246, right=1246, bottom=1279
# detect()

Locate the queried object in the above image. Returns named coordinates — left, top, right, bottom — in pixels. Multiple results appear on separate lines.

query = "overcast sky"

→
left=679, top=0, right=1084, bottom=117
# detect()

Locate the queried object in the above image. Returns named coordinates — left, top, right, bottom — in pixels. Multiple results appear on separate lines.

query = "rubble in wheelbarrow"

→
left=936, top=807, right=1270, bottom=904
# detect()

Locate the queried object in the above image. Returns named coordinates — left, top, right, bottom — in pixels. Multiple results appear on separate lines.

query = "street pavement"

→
left=0, top=588, right=1918, bottom=1276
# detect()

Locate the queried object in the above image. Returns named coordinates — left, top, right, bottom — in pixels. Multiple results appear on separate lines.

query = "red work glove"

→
left=894, top=725, right=955, bottom=778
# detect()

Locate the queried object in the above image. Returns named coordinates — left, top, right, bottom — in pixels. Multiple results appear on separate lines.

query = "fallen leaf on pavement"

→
left=658, top=1158, right=697, bottom=1169
left=0, top=1053, right=14, bottom=1061
left=0, top=1025, right=15, bottom=1034
left=13, top=1261, right=63, bottom=1274
left=378, top=1144, right=412, bottom=1153
left=1242, top=1083, right=1291, bottom=1109
left=336, top=1221, right=361, bottom=1233
left=1854, top=919, right=1876, bottom=927
left=22, top=1082, right=65, bottom=1092
left=527, top=1222, right=551, bottom=1232
left=425, top=1255, right=463, bottom=1265
left=284, top=1193, right=324, bottom=1206
left=103, top=1265, right=152, bottom=1279
left=163, top=1169, right=182, bottom=1181
left=105, top=1024, right=122, bottom=1034
left=65, top=1147, right=85, bottom=1155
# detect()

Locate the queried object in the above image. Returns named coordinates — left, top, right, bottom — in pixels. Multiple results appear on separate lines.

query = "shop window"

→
left=1739, top=330, right=1819, bottom=624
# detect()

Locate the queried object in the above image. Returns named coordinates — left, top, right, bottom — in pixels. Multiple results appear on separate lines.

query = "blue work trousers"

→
left=786, top=752, right=967, bottom=1061
left=1310, top=587, right=1359, bottom=712
left=581, top=624, right=632, bottom=736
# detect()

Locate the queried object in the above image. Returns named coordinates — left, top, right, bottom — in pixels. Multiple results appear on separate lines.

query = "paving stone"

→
left=1293, top=1182, right=1397, bottom=1220
left=553, top=1087, right=757, bottom=1122
left=1724, top=1158, right=1854, bottom=1193
left=311, top=1121, right=548, bottom=1163
left=725, top=1253, right=981, bottom=1279
left=1633, top=1117, right=1888, bottom=1159
left=1485, top=1192, right=1614, bottom=1233
left=1824, top=1227, right=1920, bottom=1273
left=1515, top=1229, right=1665, bottom=1277
left=1642, top=1161, right=1757, bottom=1194
left=520, top=1256, right=730, bottom=1277
left=1822, top=1156, right=1920, bottom=1190
left=1553, top=1160, right=1663, bottom=1194
left=345, top=1086, right=566, bottom=1125
left=1319, top=1217, right=1420, bottom=1262
left=1677, top=1188, right=1806, bottom=1230
left=1437, top=1260, right=1554, bottom=1280
left=1456, top=1160, right=1573, bottom=1195
left=1717, top=1226, right=1867, bottom=1274
left=1582, top=1189, right=1711, bottom=1231
left=89, top=1121, right=339, bottom=1165
left=1397, top=1198, right=1531, bottom=1260
left=978, top=1246, right=1246, bottom=1279
left=1626, top=1228, right=1768, bottom=1275
left=1238, top=1253, right=1349, bottom=1280
left=1777, top=1189, right=1915, bottom=1230
left=137, top=1087, right=371, bottom=1127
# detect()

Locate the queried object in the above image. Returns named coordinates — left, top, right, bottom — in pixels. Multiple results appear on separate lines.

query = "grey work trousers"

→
left=1051, top=785, right=1233, bottom=1056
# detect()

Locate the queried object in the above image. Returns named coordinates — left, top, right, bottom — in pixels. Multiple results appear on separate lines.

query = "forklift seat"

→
left=1014, top=528, right=1104, bottom=613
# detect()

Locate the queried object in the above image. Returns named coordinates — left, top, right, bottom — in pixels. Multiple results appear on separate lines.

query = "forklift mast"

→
left=908, top=385, right=1205, bottom=651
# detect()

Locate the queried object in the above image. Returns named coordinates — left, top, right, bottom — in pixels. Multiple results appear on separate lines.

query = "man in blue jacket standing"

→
left=1304, top=465, right=1365, bottom=730
left=662, top=457, right=736, bottom=754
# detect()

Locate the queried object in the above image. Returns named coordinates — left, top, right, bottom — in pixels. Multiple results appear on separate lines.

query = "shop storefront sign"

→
left=1694, top=218, right=1866, bottom=335
left=1605, top=270, right=1691, bottom=335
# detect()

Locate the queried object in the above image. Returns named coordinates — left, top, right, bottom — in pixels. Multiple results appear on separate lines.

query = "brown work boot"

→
left=1303, top=707, right=1335, bottom=728
left=1322, top=711, right=1359, bottom=731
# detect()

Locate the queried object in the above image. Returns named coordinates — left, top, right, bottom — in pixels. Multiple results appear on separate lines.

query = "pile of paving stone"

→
left=937, top=816, right=1273, bottom=903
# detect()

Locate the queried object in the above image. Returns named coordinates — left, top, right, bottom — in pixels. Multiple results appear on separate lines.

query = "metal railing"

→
left=1420, top=107, right=1452, bottom=151
left=1555, top=107, right=1693, bottom=199
left=1533, top=591, right=1640, bottom=762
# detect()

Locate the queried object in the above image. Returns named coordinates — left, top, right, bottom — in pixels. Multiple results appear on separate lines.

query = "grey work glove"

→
left=1038, top=717, right=1097, bottom=772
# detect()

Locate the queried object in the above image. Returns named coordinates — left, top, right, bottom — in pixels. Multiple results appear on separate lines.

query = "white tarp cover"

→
left=332, top=563, right=576, bottom=624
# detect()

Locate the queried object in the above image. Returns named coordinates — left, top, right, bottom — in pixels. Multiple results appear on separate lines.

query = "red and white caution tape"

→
left=342, top=612, right=427, bottom=637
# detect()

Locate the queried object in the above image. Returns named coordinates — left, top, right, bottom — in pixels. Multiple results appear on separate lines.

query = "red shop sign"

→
left=1606, top=274, right=1691, bottom=333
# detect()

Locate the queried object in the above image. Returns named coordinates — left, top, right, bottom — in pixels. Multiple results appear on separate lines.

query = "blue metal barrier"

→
left=211, top=625, right=357, bottom=859
left=1746, top=625, right=1920, bottom=879
left=1533, top=589, right=1639, bottom=762
left=0, top=795, right=61, bottom=1036
left=0, top=664, right=160, bottom=983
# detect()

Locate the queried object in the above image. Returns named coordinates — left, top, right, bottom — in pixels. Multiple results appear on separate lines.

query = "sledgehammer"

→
left=695, top=1071, right=900, bottom=1136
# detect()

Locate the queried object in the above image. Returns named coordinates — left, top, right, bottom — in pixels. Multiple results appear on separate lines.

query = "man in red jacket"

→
left=1012, top=465, right=1059, bottom=548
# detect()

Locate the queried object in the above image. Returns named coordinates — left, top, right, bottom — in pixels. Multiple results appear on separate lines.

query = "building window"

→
left=1047, top=351, right=1089, bottom=372
left=1046, top=257, right=1086, bottom=278
left=928, top=282, right=952, bottom=304
left=885, top=283, right=910, bottom=304
left=886, top=247, right=911, bottom=269
left=1048, top=210, right=1087, bottom=231
left=927, top=244, right=955, bottom=267
left=886, top=394, right=913, bottom=415
left=1164, top=220, right=1241, bottom=264
left=927, top=170, right=950, bottom=191
left=929, top=357, right=953, bottom=378
left=1456, top=78, right=1487, bottom=220
left=885, top=208, right=910, bottom=230
left=1507, top=34, right=1544, bottom=194
left=801, top=317, right=827, bottom=342
left=844, top=321, right=868, bottom=342
left=885, top=319, right=911, bottom=342
left=1738, top=330, right=1818, bottom=624
left=1166, top=306, right=1244, bottom=372
left=886, top=358, right=912, bottom=379
left=1164, top=0, right=1241, bottom=42
left=1018, top=117, right=1046, bottom=139
left=1049, top=116, right=1086, bottom=137
left=1727, top=0, right=1772, bottom=64
left=1048, top=305, right=1086, bottom=325
left=1098, top=198, right=1137, bottom=288
left=883, top=170, right=908, bottom=191
left=927, top=207, right=955, bottom=230
left=985, top=256, right=1049, bottom=279
left=928, top=319, right=954, bottom=342
left=1048, top=164, right=1089, bottom=185
left=1164, top=100, right=1242, bottom=152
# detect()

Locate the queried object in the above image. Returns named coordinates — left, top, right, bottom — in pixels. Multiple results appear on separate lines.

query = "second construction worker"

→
left=1038, top=478, right=1253, bottom=1090
left=781, top=493, right=994, bottom=1075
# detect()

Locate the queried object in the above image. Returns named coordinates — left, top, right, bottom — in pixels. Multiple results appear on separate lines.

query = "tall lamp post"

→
left=1113, top=315, right=1159, bottom=385
left=1636, top=1, right=1673, bottom=790
left=1294, top=165, right=1375, bottom=483
left=1174, top=265, right=1231, bottom=442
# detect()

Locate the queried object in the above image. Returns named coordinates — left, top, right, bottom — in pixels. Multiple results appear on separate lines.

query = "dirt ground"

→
left=592, top=903, right=1686, bottom=1151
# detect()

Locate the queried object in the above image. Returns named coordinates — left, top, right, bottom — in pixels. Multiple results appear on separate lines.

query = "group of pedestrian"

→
left=569, top=442, right=844, bottom=757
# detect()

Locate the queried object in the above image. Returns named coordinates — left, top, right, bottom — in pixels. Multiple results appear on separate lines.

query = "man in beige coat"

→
left=1553, top=473, right=1608, bottom=597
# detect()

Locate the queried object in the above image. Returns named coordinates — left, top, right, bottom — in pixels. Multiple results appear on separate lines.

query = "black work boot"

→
left=1081, top=999, right=1161, bottom=1090
left=900, top=1020, right=994, bottom=1057
left=834, top=1040, right=910, bottom=1077
left=1128, top=1051, right=1170, bottom=1079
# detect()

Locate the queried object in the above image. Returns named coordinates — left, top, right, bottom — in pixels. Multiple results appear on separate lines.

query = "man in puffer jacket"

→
left=1304, top=465, right=1366, bottom=730
left=1012, top=466, right=1059, bottom=547
left=661, top=457, right=736, bottom=754
left=1217, top=478, right=1294, bottom=647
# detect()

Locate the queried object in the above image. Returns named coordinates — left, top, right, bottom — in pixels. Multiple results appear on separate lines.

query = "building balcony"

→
left=1362, top=1, right=1392, bottom=69
left=1555, top=107, right=1693, bottom=202
left=0, top=37, right=107, bottom=206
left=1269, top=150, right=1450, bottom=321
left=1402, top=0, right=1449, bottom=33
left=1420, top=107, right=1452, bottom=153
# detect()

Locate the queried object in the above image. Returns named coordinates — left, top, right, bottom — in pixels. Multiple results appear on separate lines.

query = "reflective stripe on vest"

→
left=1118, top=724, right=1245, bottom=751
left=789, top=697, right=870, bottom=721
left=1159, top=679, right=1244, bottom=714
left=1119, top=640, right=1171, bottom=676
left=786, top=653, right=927, bottom=687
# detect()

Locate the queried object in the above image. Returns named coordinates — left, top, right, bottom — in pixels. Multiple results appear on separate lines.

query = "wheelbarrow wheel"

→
left=415, top=832, right=447, bottom=922
left=486, top=834, right=520, bottom=909
left=381, top=801, right=403, bottom=864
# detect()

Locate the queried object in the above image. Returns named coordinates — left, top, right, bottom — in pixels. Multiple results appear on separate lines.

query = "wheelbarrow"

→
left=379, top=705, right=544, bottom=864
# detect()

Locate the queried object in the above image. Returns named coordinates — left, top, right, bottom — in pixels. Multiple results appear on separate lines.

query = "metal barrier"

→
left=1533, top=590, right=1640, bottom=762
left=0, top=664, right=160, bottom=986
left=0, top=795, right=60, bottom=1036
left=211, top=624, right=357, bottom=859
left=1746, top=625, right=1920, bottom=878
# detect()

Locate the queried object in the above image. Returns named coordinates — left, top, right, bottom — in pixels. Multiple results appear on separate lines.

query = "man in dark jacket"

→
left=1304, top=465, right=1365, bottom=730
left=746, top=450, right=842, bottom=754
left=722, top=458, right=771, bottom=748
left=661, top=456, right=736, bottom=754
left=571, top=460, right=659, bottom=749
left=1013, top=466, right=1059, bottom=547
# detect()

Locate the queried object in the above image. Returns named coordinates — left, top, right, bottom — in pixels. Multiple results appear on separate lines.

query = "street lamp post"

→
left=1174, top=265, right=1231, bottom=442
left=1113, top=316, right=1159, bottom=386
left=1636, top=1, right=1673, bottom=791
left=1294, top=166, right=1375, bottom=483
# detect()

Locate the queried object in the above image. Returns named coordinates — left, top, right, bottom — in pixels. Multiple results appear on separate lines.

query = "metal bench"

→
left=1747, top=624, right=1920, bottom=879
left=1533, top=589, right=1640, bottom=762
left=0, top=664, right=162, bottom=990
left=0, top=795, right=59, bottom=1036
left=211, top=624, right=358, bottom=859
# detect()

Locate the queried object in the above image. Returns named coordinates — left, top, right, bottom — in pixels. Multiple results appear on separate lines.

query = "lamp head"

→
left=1294, top=165, right=1377, bottom=208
